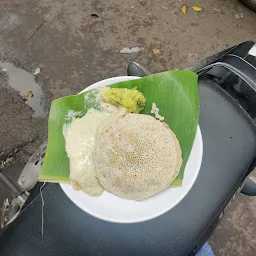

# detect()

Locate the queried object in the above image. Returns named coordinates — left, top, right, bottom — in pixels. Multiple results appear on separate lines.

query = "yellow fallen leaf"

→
left=153, top=48, right=160, bottom=56
left=22, top=91, right=33, bottom=101
left=181, top=4, right=187, bottom=14
left=192, top=6, right=203, bottom=12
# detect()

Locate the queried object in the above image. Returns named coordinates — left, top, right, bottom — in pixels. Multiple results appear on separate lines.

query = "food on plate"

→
left=151, top=102, right=164, bottom=121
left=63, top=103, right=126, bottom=196
left=101, top=88, right=146, bottom=113
left=63, top=86, right=182, bottom=200
left=93, top=113, right=182, bottom=200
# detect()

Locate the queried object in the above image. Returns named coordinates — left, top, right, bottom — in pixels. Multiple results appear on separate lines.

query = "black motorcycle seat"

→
left=0, top=78, right=256, bottom=256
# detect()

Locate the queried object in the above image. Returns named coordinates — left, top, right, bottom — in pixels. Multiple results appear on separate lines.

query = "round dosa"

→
left=93, top=113, right=182, bottom=200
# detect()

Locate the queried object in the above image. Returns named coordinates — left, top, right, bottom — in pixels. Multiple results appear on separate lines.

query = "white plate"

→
left=60, top=76, right=203, bottom=223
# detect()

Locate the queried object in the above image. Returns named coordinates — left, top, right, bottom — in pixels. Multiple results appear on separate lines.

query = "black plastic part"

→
left=240, top=0, right=256, bottom=12
left=0, top=171, right=23, bottom=198
left=226, top=41, right=255, bottom=60
left=127, top=62, right=150, bottom=77
left=194, top=42, right=256, bottom=196
left=185, top=41, right=256, bottom=72
left=241, top=176, right=256, bottom=196
left=184, top=46, right=236, bottom=72
left=198, top=62, right=256, bottom=92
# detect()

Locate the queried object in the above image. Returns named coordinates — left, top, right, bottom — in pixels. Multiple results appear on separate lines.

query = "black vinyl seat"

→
left=0, top=76, right=255, bottom=256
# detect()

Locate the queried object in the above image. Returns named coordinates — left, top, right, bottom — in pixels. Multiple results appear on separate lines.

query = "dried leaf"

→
left=181, top=5, right=187, bottom=14
left=153, top=48, right=160, bottom=56
left=188, top=53, right=199, bottom=62
left=22, top=91, right=33, bottom=101
left=192, top=6, right=203, bottom=12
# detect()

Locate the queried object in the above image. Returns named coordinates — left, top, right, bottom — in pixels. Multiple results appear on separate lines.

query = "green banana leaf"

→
left=39, top=70, right=199, bottom=185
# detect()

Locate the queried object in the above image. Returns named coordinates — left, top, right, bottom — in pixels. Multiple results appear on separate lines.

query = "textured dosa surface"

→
left=93, top=114, right=182, bottom=200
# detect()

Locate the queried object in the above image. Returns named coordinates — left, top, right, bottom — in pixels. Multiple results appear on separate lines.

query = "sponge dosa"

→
left=93, top=113, right=182, bottom=200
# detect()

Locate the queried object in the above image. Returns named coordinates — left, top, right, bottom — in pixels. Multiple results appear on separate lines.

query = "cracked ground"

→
left=0, top=0, right=256, bottom=255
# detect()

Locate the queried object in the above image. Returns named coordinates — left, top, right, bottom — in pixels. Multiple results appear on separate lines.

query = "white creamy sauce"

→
left=63, top=102, right=126, bottom=196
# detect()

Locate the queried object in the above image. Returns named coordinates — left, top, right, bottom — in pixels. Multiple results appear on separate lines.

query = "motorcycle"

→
left=0, top=41, right=256, bottom=256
